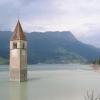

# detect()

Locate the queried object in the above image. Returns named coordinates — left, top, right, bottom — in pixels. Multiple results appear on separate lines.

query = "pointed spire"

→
left=10, top=20, right=26, bottom=41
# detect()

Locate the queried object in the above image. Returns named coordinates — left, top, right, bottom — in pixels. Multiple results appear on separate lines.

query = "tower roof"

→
left=10, top=20, right=26, bottom=41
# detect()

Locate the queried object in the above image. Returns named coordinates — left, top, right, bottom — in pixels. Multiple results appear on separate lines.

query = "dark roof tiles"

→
left=10, top=20, right=26, bottom=41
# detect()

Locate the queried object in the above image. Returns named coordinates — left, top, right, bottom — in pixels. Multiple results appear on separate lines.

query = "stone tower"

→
left=10, top=20, right=27, bottom=82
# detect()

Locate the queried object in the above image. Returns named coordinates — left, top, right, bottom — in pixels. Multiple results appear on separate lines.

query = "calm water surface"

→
left=0, top=64, right=100, bottom=100
left=0, top=64, right=92, bottom=71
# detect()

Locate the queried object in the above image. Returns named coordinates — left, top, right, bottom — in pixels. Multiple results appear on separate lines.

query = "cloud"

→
left=0, top=0, right=100, bottom=47
left=75, top=23, right=100, bottom=48
left=18, top=0, right=34, bottom=5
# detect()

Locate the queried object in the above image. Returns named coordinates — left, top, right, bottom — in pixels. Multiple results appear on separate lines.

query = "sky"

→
left=0, top=0, right=100, bottom=47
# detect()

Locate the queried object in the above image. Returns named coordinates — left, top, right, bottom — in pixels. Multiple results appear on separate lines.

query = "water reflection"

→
left=9, top=82, right=27, bottom=100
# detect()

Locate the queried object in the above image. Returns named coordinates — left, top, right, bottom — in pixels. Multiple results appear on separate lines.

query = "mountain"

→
left=0, top=31, right=100, bottom=64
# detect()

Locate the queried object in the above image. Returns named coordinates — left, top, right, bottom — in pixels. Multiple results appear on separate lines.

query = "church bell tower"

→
left=10, top=20, right=27, bottom=82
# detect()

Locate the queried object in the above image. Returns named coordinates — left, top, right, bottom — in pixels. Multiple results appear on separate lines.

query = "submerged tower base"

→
left=10, top=69, right=27, bottom=82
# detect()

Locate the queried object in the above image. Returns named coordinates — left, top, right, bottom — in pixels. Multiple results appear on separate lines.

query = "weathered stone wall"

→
left=10, top=69, right=27, bottom=82
left=10, top=40, right=27, bottom=82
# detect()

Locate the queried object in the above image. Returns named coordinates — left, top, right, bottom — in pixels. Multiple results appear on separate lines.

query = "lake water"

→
left=0, top=64, right=100, bottom=100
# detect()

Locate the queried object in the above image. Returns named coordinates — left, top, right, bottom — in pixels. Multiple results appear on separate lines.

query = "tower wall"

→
left=10, top=40, right=27, bottom=82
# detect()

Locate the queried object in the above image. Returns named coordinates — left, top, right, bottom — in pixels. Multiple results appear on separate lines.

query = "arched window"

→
left=13, top=43, right=17, bottom=49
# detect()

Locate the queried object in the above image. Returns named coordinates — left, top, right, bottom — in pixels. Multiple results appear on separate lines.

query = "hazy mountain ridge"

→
left=0, top=31, right=100, bottom=64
